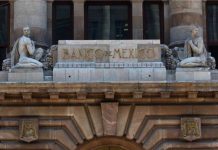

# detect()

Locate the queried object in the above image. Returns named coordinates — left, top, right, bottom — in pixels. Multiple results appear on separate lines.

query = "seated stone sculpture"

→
left=179, top=27, right=208, bottom=67
left=11, top=26, right=43, bottom=68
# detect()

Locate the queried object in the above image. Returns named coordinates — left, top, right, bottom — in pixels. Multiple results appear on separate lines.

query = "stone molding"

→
left=55, top=62, right=164, bottom=68
left=0, top=82, right=217, bottom=105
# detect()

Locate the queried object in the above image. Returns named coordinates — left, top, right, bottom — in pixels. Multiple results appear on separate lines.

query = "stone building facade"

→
left=1, top=0, right=218, bottom=150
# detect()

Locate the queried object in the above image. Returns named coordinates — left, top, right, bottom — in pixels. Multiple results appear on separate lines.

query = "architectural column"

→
left=73, top=0, right=84, bottom=40
left=132, top=0, right=143, bottom=39
left=14, top=0, right=47, bottom=46
left=169, top=0, right=203, bottom=47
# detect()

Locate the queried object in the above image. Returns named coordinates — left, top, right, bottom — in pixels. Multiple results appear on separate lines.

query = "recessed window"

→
left=207, top=2, right=218, bottom=68
left=85, top=2, right=132, bottom=40
left=0, top=1, right=9, bottom=70
left=143, top=2, right=163, bottom=42
left=52, top=1, right=73, bottom=44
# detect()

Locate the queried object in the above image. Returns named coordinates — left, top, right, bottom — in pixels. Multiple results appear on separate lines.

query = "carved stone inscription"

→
left=181, top=117, right=201, bottom=141
left=58, top=41, right=161, bottom=63
left=19, top=119, right=39, bottom=143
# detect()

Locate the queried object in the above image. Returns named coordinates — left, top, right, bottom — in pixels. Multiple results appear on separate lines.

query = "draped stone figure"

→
left=11, top=26, right=43, bottom=68
left=179, top=27, right=208, bottom=67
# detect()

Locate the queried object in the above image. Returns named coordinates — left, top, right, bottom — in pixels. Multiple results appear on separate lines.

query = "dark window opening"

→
left=207, top=2, right=218, bottom=68
left=143, top=1, right=164, bottom=43
left=0, top=1, right=9, bottom=70
left=85, top=1, right=132, bottom=40
left=52, top=1, right=73, bottom=44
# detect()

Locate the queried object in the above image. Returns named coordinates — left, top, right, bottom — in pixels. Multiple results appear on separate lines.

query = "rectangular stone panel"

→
left=176, top=68, right=211, bottom=81
left=57, top=40, right=161, bottom=63
left=101, top=103, right=118, bottom=136
left=8, top=68, right=44, bottom=82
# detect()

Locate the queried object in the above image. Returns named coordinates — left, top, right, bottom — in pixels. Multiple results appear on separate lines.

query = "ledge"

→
left=0, top=82, right=216, bottom=105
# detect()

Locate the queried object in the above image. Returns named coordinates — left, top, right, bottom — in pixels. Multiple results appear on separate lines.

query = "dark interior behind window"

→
left=207, top=2, right=218, bottom=68
left=143, top=1, right=164, bottom=43
left=85, top=2, right=132, bottom=40
left=53, top=1, right=73, bottom=44
left=0, top=1, right=9, bottom=70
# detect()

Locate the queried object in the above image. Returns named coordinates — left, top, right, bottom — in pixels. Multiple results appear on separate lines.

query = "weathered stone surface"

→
left=58, top=40, right=161, bottom=63
left=8, top=68, right=44, bottom=82
left=69, top=106, right=93, bottom=140
left=88, top=106, right=104, bottom=137
left=54, top=40, right=165, bottom=82
left=101, top=103, right=118, bottom=136
left=0, top=71, right=8, bottom=82
left=116, top=106, right=131, bottom=136
left=181, top=117, right=201, bottom=141
left=19, top=119, right=39, bottom=143
left=126, top=106, right=148, bottom=140
left=176, top=68, right=211, bottom=81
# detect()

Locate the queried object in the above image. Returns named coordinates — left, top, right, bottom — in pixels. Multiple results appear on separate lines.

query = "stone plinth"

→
left=8, top=68, right=44, bottom=82
left=0, top=71, right=8, bottom=82
left=176, top=68, right=211, bottom=81
left=53, top=40, right=166, bottom=82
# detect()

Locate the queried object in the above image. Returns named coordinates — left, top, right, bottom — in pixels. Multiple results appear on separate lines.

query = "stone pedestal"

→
left=8, top=68, right=44, bottom=82
left=176, top=68, right=211, bottom=81
left=53, top=40, right=166, bottom=82
left=0, top=71, right=8, bottom=82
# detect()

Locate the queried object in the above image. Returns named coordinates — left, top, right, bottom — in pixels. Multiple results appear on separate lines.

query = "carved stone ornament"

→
left=19, top=119, right=39, bottom=143
left=181, top=117, right=201, bottom=141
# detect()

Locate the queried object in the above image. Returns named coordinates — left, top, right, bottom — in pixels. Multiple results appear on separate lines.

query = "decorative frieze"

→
left=55, top=62, right=164, bottom=68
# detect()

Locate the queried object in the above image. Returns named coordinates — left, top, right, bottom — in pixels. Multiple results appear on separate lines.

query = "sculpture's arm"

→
left=189, top=38, right=204, bottom=55
left=26, top=39, right=35, bottom=55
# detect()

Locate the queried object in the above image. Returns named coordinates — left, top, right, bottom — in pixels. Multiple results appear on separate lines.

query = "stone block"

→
left=176, top=68, right=211, bottom=81
left=115, top=69, right=129, bottom=81
left=194, top=71, right=211, bottom=81
left=129, top=69, right=140, bottom=81
left=104, top=69, right=117, bottom=82
left=141, top=68, right=154, bottom=81
left=58, top=40, right=162, bottom=63
left=90, top=69, right=104, bottom=82
left=101, top=103, right=118, bottom=136
left=53, top=68, right=65, bottom=82
left=154, top=68, right=166, bottom=81
left=88, top=106, right=104, bottom=137
left=8, top=68, right=44, bottom=82
left=66, top=68, right=79, bottom=82
left=78, top=69, right=91, bottom=82
left=116, top=106, right=131, bottom=136
left=0, top=71, right=8, bottom=82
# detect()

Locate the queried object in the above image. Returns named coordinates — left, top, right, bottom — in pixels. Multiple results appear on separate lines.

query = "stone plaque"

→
left=58, top=40, right=161, bottom=63
left=19, top=119, right=39, bottom=143
left=181, top=117, right=201, bottom=141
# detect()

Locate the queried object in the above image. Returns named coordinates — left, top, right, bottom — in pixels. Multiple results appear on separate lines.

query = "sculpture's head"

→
left=191, top=26, right=200, bottom=38
left=23, top=26, right=31, bottom=37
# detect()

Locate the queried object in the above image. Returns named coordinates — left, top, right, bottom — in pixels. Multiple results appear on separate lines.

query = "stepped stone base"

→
left=53, top=63, right=166, bottom=82
left=8, top=68, right=44, bottom=82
